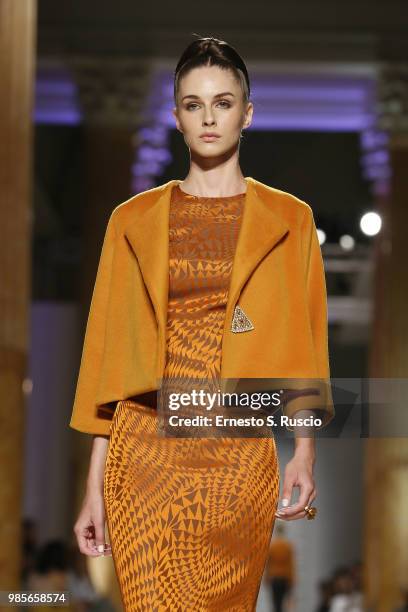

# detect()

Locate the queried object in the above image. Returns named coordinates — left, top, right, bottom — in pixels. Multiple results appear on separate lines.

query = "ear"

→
left=172, top=107, right=183, bottom=133
left=243, top=101, right=254, bottom=129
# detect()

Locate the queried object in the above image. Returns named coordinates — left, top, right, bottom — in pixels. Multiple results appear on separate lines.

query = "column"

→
left=0, top=0, right=37, bottom=591
left=364, top=62, right=408, bottom=612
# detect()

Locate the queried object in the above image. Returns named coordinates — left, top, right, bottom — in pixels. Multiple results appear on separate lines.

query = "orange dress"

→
left=103, top=184, right=280, bottom=611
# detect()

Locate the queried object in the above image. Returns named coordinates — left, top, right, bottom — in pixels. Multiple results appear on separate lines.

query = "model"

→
left=71, top=35, right=334, bottom=611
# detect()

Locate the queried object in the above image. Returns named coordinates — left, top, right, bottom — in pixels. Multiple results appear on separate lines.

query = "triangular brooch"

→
left=231, top=305, right=255, bottom=333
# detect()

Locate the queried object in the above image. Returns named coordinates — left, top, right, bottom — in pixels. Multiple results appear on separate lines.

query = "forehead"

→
left=179, top=65, right=239, bottom=93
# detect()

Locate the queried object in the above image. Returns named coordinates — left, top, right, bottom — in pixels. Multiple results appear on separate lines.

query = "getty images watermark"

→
left=165, top=387, right=322, bottom=428
left=154, top=377, right=408, bottom=439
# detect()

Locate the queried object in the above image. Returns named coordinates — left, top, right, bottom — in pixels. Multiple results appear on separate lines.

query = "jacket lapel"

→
left=224, top=177, right=289, bottom=330
left=125, top=177, right=289, bottom=346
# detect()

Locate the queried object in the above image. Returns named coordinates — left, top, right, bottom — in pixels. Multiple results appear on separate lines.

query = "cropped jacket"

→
left=69, top=176, right=334, bottom=436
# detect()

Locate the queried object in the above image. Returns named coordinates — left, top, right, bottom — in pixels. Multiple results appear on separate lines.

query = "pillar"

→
left=364, top=62, right=408, bottom=611
left=0, top=0, right=37, bottom=591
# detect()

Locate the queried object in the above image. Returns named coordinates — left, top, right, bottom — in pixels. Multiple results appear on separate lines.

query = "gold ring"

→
left=304, top=505, right=317, bottom=520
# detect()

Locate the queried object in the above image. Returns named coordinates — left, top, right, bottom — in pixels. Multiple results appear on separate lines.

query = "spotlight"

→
left=317, top=228, right=326, bottom=245
left=22, top=378, right=33, bottom=395
left=360, top=212, right=382, bottom=236
left=339, top=234, right=355, bottom=250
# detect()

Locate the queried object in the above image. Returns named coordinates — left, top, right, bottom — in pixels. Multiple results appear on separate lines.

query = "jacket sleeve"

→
left=69, top=212, right=117, bottom=436
left=282, top=205, right=335, bottom=430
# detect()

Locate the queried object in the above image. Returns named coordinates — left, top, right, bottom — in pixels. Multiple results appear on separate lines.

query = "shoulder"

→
left=108, top=181, right=170, bottom=232
left=251, top=178, right=313, bottom=224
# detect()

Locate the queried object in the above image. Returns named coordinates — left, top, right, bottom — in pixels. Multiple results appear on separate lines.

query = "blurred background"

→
left=1, top=0, right=408, bottom=610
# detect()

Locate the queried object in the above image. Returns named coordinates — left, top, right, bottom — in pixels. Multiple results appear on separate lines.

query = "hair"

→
left=174, top=35, right=250, bottom=106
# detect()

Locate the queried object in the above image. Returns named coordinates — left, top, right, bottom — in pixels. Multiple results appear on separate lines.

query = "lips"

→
left=200, top=134, right=220, bottom=141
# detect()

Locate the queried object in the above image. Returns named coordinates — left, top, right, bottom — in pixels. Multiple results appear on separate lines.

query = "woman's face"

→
left=173, top=65, right=253, bottom=159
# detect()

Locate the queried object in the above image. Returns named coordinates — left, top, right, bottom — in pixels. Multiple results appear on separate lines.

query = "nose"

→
left=203, top=107, right=216, bottom=126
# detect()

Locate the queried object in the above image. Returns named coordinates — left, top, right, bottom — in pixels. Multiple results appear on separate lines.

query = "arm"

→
left=69, top=212, right=117, bottom=436
left=276, top=206, right=333, bottom=520
left=282, top=205, right=334, bottom=430
left=87, top=435, right=110, bottom=492
left=73, top=435, right=112, bottom=556
left=301, top=204, right=334, bottom=429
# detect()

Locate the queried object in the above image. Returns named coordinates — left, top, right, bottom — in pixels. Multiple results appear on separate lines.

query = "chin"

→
left=193, top=144, right=232, bottom=158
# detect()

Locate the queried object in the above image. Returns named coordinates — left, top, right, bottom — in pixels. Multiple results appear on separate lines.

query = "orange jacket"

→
left=69, top=177, right=334, bottom=436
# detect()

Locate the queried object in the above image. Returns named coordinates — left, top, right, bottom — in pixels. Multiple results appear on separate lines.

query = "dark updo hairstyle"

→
left=174, top=35, right=251, bottom=105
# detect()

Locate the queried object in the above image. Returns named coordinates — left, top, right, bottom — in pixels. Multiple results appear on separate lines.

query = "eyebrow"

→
left=181, top=92, right=236, bottom=101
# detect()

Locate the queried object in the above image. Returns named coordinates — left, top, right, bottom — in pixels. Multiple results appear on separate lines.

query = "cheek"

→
left=222, top=112, right=244, bottom=132
left=178, top=112, right=194, bottom=131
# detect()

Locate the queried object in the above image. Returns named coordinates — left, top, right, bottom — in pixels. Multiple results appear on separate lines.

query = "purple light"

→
left=34, top=64, right=385, bottom=196
left=35, top=68, right=81, bottom=125
left=34, top=109, right=82, bottom=125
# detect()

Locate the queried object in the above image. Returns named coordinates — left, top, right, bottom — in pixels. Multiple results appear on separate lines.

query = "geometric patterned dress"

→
left=103, top=183, right=281, bottom=611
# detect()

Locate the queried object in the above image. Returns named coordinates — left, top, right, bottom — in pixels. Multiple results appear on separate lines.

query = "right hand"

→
left=73, top=489, right=112, bottom=557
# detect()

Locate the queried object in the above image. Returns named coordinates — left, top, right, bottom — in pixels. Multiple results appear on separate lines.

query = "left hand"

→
left=275, top=450, right=316, bottom=521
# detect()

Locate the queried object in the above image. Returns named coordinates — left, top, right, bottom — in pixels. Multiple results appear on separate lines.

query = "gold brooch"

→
left=231, top=305, right=255, bottom=333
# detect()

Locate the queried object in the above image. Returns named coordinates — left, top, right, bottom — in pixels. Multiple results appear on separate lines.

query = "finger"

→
left=278, top=509, right=308, bottom=521
left=307, top=489, right=317, bottom=507
left=94, top=520, right=110, bottom=555
left=278, top=485, right=314, bottom=518
left=276, top=479, right=294, bottom=515
left=75, top=524, right=103, bottom=557
left=275, top=489, right=317, bottom=522
left=94, top=542, right=113, bottom=556
left=280, top=484, right=293, bottom=508
left=77, top=532, right=105, bottom=556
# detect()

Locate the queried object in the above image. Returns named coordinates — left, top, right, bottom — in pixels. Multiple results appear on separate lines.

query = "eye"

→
left=185, top=100, right=232, bottom=110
